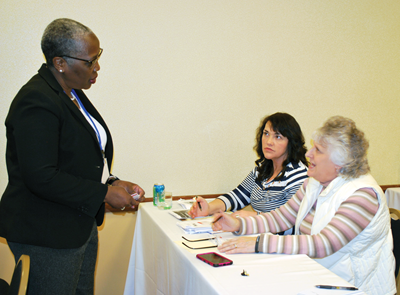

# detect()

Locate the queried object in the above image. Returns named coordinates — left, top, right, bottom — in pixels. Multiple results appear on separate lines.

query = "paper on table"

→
left=177, top=218, right=213, bottom=234
left=177, top=199, right=195, bottom=210
left=213, top=233, right=232, bottom=246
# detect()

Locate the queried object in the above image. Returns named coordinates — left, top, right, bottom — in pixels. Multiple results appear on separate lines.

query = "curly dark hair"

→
left=254, top=113, right=308, bottom=182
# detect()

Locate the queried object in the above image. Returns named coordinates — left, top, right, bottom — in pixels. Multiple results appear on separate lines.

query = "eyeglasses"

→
left=62, top=48, right=103, bottom=69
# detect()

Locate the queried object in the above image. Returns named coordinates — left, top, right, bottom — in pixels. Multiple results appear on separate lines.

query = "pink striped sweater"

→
left=235, top=178, right=379, bottom=258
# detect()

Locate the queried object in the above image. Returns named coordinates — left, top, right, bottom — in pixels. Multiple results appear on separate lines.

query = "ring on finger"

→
left=234, top=243, right=237, bottom=248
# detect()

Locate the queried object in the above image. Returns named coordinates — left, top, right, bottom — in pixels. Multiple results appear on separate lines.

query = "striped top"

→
left=235, top=178, right=379, bottom=258
left=218, top=161, right=308, bottom=213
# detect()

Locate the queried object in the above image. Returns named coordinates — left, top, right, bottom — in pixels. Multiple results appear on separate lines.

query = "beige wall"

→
left=1, top=1, right=400, bottom=294
left=1, top=1, right=400, bottom=198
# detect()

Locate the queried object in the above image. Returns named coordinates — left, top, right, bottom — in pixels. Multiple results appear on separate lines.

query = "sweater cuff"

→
left=258, top=234, right=266, bottom=253
left=217, top=196, right=231, bottom=212
left=257, top=233, right=273, bottom=253
left=233, top=216, right=246, bottom=235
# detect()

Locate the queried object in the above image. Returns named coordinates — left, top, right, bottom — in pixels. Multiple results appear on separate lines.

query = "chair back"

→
left=8, top=255, right=30, bottom=295
left=390, top=208, right=400, bottom=295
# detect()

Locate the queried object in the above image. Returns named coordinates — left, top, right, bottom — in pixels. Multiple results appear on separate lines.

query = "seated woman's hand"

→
left=211, top=211, right=241, bottom=232
left=233, top=210, right=257, bottom=218
left=218, top=236, right=258, bottom=254
left=188, top=196, right=209, bottom=218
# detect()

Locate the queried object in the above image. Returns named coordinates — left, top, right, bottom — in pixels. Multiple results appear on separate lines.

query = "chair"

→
left=390, top=208, right=400, bottom=295
left=0, top=255, right=30, bottom=295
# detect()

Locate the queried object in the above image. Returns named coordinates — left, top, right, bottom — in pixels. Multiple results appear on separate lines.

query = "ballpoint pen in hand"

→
left=211, top=216, right=222, bottom=224
left=195, top=196, right=202, bottom=211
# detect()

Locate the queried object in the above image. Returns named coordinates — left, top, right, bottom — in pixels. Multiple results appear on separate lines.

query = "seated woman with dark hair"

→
left=212, top=116, right=395, bottom=295
left=189, top=112, right=308, bottom=226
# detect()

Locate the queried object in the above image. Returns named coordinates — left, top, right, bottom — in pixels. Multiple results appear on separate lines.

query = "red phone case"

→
left=196, top=252, right=233, bottom=267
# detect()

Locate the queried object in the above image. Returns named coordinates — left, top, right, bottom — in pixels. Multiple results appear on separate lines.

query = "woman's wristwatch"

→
left=106, top=175, right=120, bottom=186
left=255, top=235, right=260, bottom=253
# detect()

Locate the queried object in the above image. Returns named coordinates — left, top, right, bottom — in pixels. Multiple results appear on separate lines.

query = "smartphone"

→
left=196, top=252, right=233, bottom=267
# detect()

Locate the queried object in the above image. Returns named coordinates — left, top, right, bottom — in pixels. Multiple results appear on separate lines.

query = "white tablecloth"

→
left=124, top=202, right=362, bottom=295
left=385, top=187, right=400, bottom=210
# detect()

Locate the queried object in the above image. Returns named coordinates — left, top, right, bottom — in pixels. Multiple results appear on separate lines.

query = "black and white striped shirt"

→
left=218, top=161, right=308, bottom=213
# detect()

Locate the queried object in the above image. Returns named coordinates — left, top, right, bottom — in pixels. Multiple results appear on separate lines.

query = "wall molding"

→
left=106, top=185, right=400, bottom=213
left=105, top=194, right=219, bottom=212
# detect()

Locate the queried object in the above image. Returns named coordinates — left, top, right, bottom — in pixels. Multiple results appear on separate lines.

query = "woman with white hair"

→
left=212, top=116, right=395, bottom=295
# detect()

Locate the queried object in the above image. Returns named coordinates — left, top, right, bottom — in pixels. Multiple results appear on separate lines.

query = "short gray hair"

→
left=41, top=18, right=92, bottom=67
left=312, top=116, right=370, bottom=179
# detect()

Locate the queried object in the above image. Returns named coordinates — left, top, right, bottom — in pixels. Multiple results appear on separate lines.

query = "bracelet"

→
left=106, top=175, right=120, bottom=186
left=255, top=235, right=260, bottom=253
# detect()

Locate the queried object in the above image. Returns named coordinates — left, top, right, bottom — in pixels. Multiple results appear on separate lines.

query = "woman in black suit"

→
left=0, top=18, right=144, bottom=295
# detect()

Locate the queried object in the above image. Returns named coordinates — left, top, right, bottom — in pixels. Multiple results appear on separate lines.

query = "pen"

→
left=211, top=216, right=222, bottom=224
left=195, top=196, right=202, bottom=211
left=316, top=285, right=358, bottom=291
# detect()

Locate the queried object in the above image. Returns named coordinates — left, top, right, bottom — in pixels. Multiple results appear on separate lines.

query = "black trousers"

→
left=8, top=222, right=98, bottom=295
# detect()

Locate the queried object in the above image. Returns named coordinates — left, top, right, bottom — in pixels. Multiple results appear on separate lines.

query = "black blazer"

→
left=0, top=64, right=113, bottom=249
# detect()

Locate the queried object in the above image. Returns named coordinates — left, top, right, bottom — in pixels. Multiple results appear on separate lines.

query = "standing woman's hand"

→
left=113, top=180, right=145, bottom=198
left=104, top=186, right=136, bottom=209
left=106, top=180, right=145, bottom=209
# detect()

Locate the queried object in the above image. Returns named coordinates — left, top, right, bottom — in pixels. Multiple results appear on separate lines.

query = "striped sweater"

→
left=218, top=161, right=308, bottom=213
left=235, top=178, right=379, bottom=258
